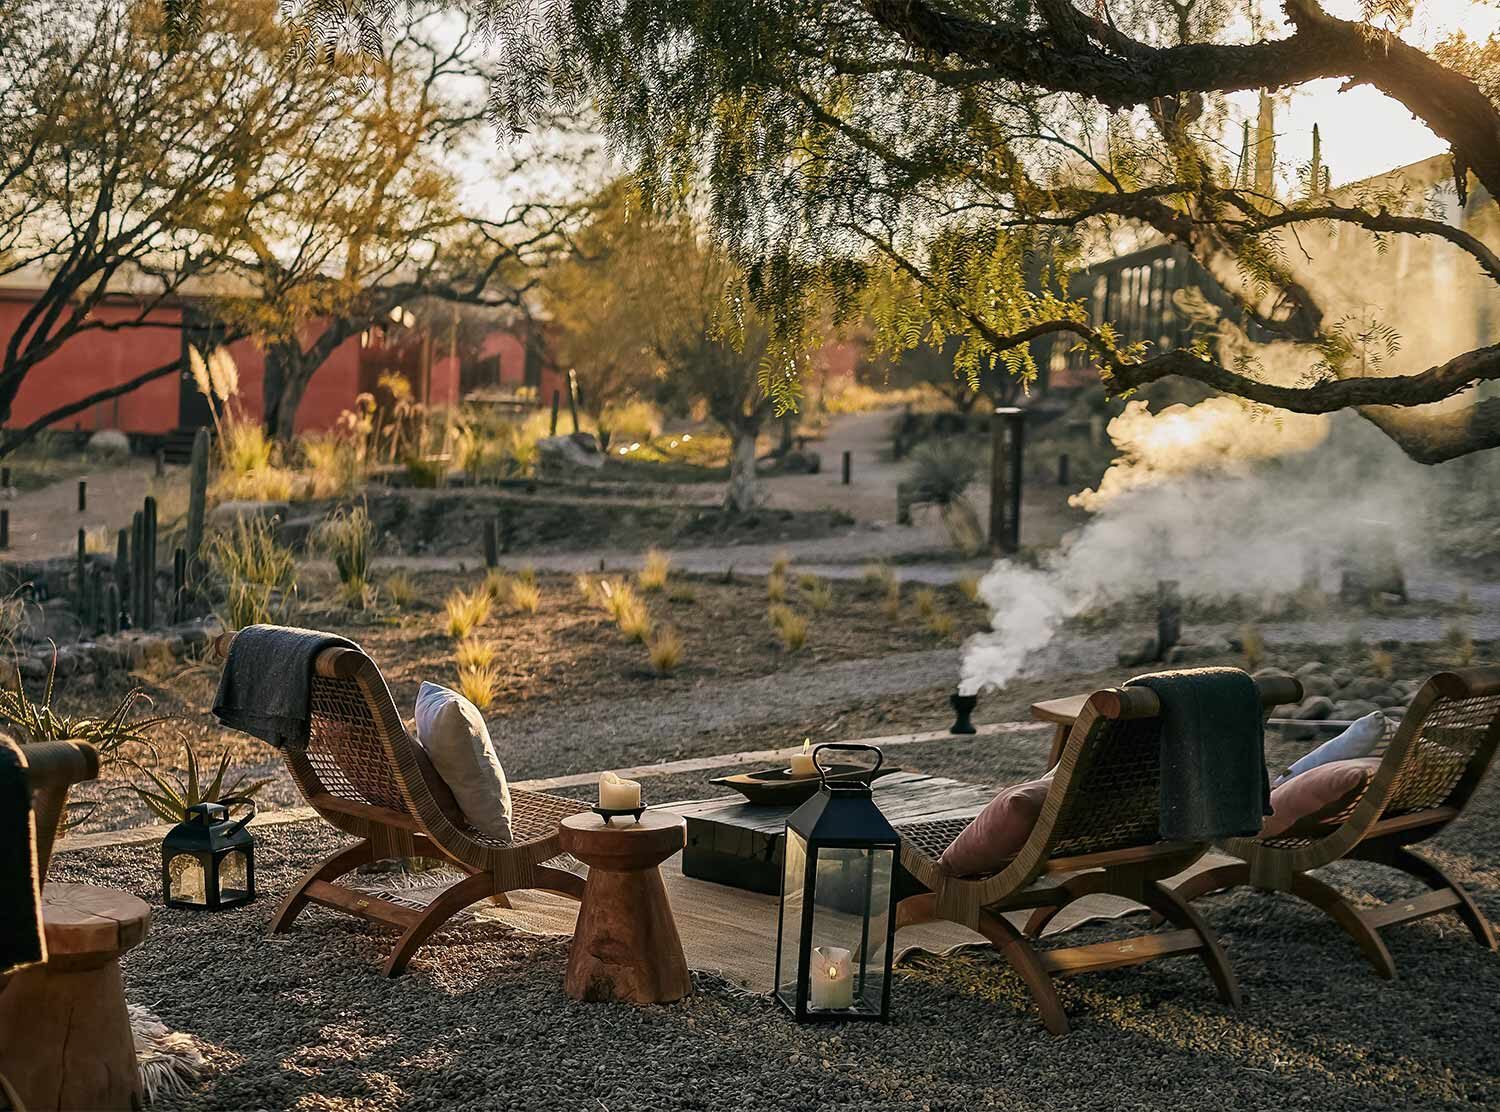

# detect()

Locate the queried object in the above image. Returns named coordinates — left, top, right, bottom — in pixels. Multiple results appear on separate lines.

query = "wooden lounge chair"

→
left=893, top=676, right=1298, bottom=1035
left=1170, top=666, right=1500, bottom=978
left=213, top=633, right=588, bottom=976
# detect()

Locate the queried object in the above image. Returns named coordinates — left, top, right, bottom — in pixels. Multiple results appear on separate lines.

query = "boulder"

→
left=537, top=433, right=605, bottom=473
left=1251, top=666, right=1295, bottom=682
left=86, top=428, right=131, bottom=461
left=1292, top=695, right=1336, bottom=721
left=1298, top=673, right=1335, bottom=698
left=1345, top=676, right=1389, bottom=701
left=1117, top=636, right=1159, bottom=667
left=1294, top=661, right=1328, bottom=680
left=1332, top=699, right=1381, bottom=720
left=1163, top=638, right=1234, bottom=665
left=1330, top=668, right=1356, bottom=689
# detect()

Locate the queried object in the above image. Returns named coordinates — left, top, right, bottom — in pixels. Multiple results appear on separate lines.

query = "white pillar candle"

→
left=789, top=739, right=816, bottom=778
left=809, top=945, right=854, bottom=1010
left=599, top=771, right=642, bottom=810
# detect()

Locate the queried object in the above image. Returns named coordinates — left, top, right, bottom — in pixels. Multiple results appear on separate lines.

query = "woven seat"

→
left=1172, top=666, right=1500, bottom=978
left=895, top=675, right=1297, bottom=1035
left=214, top=632, right=587, bottom=976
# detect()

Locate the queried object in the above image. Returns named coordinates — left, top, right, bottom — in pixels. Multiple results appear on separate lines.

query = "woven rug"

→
left=360, top=854, right=1230, bottom=993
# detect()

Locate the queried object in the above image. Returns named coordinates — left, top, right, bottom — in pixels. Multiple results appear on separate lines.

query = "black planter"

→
left=949, top=691, right=977, bottom=735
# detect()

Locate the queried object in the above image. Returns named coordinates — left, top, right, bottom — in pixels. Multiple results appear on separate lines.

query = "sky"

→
left=1232, top=0, right=1500, bottom=187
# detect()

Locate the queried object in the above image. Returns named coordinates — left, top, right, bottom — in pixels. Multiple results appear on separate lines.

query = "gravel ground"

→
left=53, top=727, right=1500, bottom=1111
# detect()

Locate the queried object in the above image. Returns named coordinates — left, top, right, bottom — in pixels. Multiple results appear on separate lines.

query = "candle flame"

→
left=801, top=739, right=810, bottom=754
left=826, top=965, right=839, bottom=978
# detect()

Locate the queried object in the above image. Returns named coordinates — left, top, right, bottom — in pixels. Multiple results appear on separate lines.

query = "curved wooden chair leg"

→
left=896, top=893, right=937, bottom=931
left=1137, top=882, right=1242, bottom=1006
left=976, top=910, right=1070, bottom=1035
left=1289, top=872, right=1397, bottom=979
left=533, top=864, right=587, bottom=901
left=1024, top=872, right=1113, bottom=937
left=272, top=840, right=374, bottom=934
left=1170, top=862, right=1251, bottom=906
left=1388, top=847, right=1497, bottom=951
left=384, top=872, right=496, bottom=977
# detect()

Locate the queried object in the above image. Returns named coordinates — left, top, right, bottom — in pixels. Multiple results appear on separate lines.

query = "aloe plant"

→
left=0, top=650, right=174, bottom=761
left=127, top=740, right=271, bottom=824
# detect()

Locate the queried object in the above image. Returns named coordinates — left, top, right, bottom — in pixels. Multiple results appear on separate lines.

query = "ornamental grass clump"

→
left=313, top=504, right=374, bottom=610
left=805, top=579, right=833, bottom=612
left=383, top=571, right=417, bottom=609
left=574, top=573, right=597, bottom=603
left=206, top=513, right=298, bottom=628
left=638, top=547, right=671, bottom=592
left=598, top=579, right=640, bottom=623
left=913, top=587, right=939, bottom=619
left=509, top=579, right=541, bottom=615
left=457, top=661, right=499, bottom=710
left=770, top=605, right=808, bottom=652
left=767, top=572, right=787, bottom=603
left=455, top=638, right=496, bottom=672
left=958, top=574, right=982, bottom=604
left=648, top=626, right=683, bottom=675
left=444, top=587, right=492, bottom=639
left=926, top=611, right=956, bottom=639
left=880, top=578, right=902, bottom=620
left=484, top=569, right=513, bottom=604
left=617, top=597, right=653, bottom=643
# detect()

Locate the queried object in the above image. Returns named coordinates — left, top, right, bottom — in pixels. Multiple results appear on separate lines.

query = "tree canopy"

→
left=217, top=0, right=1500, bottom=462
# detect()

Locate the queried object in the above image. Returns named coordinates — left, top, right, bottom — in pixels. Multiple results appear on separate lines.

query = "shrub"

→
left=805, top=579, right=833, bottom=612
left=798, top=572, right=820, bottom=591
left=926, top=611, right=956, bottom=639
left=862, top=562, right=897, bottom=596
left=617, top=598, right=653, bottom=643
left=457, top=662, right=499, bottom=710
left=574, top=573, right=597, bottom=603
left=908, top=441, right=983, bottom=553
left=913, top=587, right=939, bottom=618
left=484, top=570, right=513, bottom=604
left=509, top=580, right=541, bottom=615
left=313, top=505, right=373, bottom=598
left=515, top=563, right=538, bottom=586
left=300, top=433, right=366, bottom=498
left=770, top=551, right=791, bottom=578
left=455, top=638, right=496, bottom=672
left=957, top=574, right=982, bottom=604
left=770, top=605, right=808, bottom=651
left=0, top=658, right=171, bottom=762
left=444, top=588, right=492, bottom=639
left=206, top=513, right=298, bottom=628
left=767, top=573, right=787, bottom=603
left=405, top=456, right=446, bottom=488
left=1368, top=646, right=1394, bottom=679
left=638, top=547, right=671, bottom=592
left=667, top=583, right=698, bottom=604
left=213, top=418, right=298, bottom=503
left=383, top=571, right=417, bottom=608
left=127, top=740, right=271, bottom=824
left=599, top=399, right=661, bottom=444
left=1443, top=621, right=1475, bottom=666
left=455, top=426, right=491, bottom=477
left=648, top=626, right=683, bottom=675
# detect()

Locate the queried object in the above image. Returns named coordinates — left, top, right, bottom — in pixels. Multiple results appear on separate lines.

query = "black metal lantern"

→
left=161, top=797, right=257, bottom=911
left=774, top=743, right=899, bottom=1022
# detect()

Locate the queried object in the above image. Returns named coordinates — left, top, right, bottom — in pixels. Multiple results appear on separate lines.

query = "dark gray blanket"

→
left=213, top=625, right=359, bottom=750
left=0, top=736, right=44, bottom=974
left=1125, top=667, right=1271, bottom=841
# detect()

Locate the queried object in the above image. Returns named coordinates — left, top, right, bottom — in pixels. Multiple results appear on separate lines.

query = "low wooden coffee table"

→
left=559, top=810, right=690, bottom=1004
left=678, top=771, right=997, bottom=896
left=0, top=883, right=151, bottom=1111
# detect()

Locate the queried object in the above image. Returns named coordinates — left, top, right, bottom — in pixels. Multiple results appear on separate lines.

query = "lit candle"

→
left=599, top=771, right=642, bottom=810
left=809, top=946, right=854, bottom=1010
left=789, top=739, right=816, bottom=778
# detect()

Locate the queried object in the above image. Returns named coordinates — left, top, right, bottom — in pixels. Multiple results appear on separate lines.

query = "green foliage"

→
left=127, top=740, right=271, bottom=825
left=0, top=657, right=172, bottom=762
left=907, top=442, right=978, bottom=508
left=206, top=513, right=298, bottom=628
left=314, top=504, right=374, bottom=607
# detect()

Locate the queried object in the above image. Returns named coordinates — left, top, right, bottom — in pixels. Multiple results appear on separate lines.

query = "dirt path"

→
left=1, top=459, right=163, bottom=561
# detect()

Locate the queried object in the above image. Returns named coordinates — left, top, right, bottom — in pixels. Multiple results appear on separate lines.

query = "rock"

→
left=1373, top=693, right=1400, bottom=708
left=1293, top=695, right=1335, bottom=720
left=1298, top=673, right=1335, bottom=698
left=1345, top=676, right=1388, bottom=701
left=1163, top=638, right=1234, bottom=665
left=1251, top=666, right=1295, bottom=682
left=537, top=433, right=605, bottom=473
left=1332, top=699, right=1381, bottom=720
left=1294, top=661, right=1328, bottom=679
left=1330, top=668, right=1356, bottom=689
left=86, top=428, right=131, bottom=460
left=1116, top=636, right=1158, bottom=667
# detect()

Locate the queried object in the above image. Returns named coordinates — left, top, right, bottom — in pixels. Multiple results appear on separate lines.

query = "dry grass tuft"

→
left=638, top=548, right=671, bottom=592
left=667, top=583, right=698, bottom=604
left=1369, top=646, right=1395, bottom=680
left=1443, top=620, right=1475, bottom=666
left=769, top=604, right=808, bottom=652
left=797, top=572, right=820, bottom=591
left=880, top=579, right=902, bottom=620
left=574, top=573, right=597, bottom=603
left=456, top=662, right=499, bottom=710
left=383, top=571, right=417, bottom=609
left=617, top=597, right=654, bottom=643
left=455, top=638, right=496, bottom=672
left=1241, top=624, right=1266, bottom=673
left=770, top=550, right=791, bottom=578
left=804, top=579, right=833, bottom=612
left=957, top=574, right=982, bottom=604
left=509, top=579, right=541, bottom=615
left=515, top=563, right=537, bottom=586
left=444, top=588, right=492, bottom=639
left=647, top=626, right=683, bottom=675
left=767, top=573, right=787, bottom=603
left=926, top=611, right=956, bottom=639
left=913, top=587, right=939, bottom=618
left=484, top=569, right=513, bottom=604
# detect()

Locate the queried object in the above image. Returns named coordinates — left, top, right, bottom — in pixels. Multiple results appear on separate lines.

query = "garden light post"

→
left=988, top=406, right=1026, bottom=554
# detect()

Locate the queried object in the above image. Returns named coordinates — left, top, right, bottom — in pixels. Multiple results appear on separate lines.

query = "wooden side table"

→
left=559, top=811, right=690, bottom=1004
left=0, top=883, right=151, bottom=1111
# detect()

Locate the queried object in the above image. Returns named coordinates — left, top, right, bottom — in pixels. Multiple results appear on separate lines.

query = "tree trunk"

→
left=724, top=426, right=759, bottom=514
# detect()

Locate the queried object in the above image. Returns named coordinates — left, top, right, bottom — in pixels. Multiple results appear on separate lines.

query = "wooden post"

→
left=1057, top=452, right=1070, bottom=486
left=567, top=377, right=580, bottom=434
left=841, top=450, right=851, bottom=485
left=0, top=509, right=7, bottom=551
left=483, top=519, right=499, bottom=568
left=988, top=406, right=1026, bottom=554
left=77, top=478, right=87, bottom=513
left=896, top=482, right=912, bottom=526
left=499, top=506, right=514, bottom=554
left=1, top=466, right=10, bottom=489
left=76, top=528, right=86, bottom=599
left=550, top=390, right=560, bottom=436
left=155, top=449, right=165, bottom=477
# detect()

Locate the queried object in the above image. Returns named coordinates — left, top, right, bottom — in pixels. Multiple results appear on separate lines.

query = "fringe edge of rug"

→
left=130, top=1004, right=207, bottom=1105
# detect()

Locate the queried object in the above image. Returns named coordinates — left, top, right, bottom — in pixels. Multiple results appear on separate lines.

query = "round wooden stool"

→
left=0, top=883, right=150, bottom=1111
left=560, top=811, right=690, bottom=1004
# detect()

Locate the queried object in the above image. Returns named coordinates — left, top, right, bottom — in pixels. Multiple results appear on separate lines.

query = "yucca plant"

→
left=0, top=654, right=173, bottom=763
left=127, top=740, right=271, bottom=824
left=908, top=441, right=981, bottom=553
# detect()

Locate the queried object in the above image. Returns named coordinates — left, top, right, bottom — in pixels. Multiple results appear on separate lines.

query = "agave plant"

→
left=127, top=740, right=272, bottom=824
left=0, top=651, right=174, bottom=762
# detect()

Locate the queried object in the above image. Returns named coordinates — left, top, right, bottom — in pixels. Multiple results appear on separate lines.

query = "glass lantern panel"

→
left=807, top=846, right=893, bottom=1015
left=168, top=854, right=208, bottom=905
left=775, top=827, right=809, bottom=1007
left=218, top=849, right=250, bottom=901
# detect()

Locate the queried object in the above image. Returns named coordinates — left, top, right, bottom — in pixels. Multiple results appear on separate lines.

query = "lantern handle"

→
left=812, top=742, right=883, bottom=784
left=220, top=795, right=258, bottom=837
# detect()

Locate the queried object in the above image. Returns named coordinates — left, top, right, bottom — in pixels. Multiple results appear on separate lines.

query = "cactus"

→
left=130, top=509, right=144, bottom=629
left=172, top=547, right=186, bottom=624
left=142, top=496, right=157, bottom=629
left=186, top=426, right=210, bottom=583
left=104, top=582, right=120, bottom=635
left=114, top=526, right=131, bottom=626
left=483, top=519, right=499, bottom=568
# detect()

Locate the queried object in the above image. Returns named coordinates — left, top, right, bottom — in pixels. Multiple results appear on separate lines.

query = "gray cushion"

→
left=413, top=682, right=512, bottom=842
left=1274, top=711, right=1386, bottom=787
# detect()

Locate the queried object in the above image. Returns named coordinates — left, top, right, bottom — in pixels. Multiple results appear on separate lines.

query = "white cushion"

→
left=1274, top=711, right=1386, bottom=787
left=413, top=682, right=512, bottom=842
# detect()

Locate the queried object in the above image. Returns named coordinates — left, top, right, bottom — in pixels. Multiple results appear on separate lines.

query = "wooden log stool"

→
left=0, top=883, right=151, bottom=1111
left=560, top=811, right=690, bottom=1004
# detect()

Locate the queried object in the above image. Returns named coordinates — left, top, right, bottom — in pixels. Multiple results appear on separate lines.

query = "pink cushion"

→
left=1262, top=757, right=1382, bottom=837
left=940, top=773, right=1053, bottom=877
